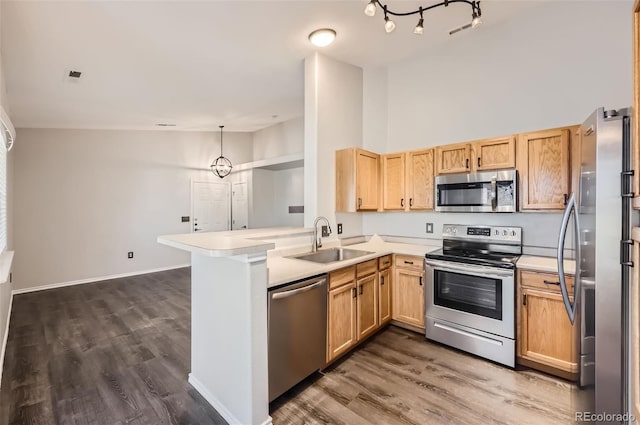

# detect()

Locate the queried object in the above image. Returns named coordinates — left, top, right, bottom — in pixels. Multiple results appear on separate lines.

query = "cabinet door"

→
left=382, top=153, right=406, bottom=210
left=435, top=143, right=471, bottom=175
left=327, top=283, right=357, bottom=362
left=392, top=267, right=425, bottom=328
left=379, top=268, right=392, bottom=325
left=357, top=274, right=379, bottom=340
left=356, top=149, right=380, bottom=210
left=406, top=149, right=434, bottom=210
left=473, top=136, right=516, bottom=171
left=519, top=129, right=570, bottom=210
left=519, top=287, right=578, bottom=373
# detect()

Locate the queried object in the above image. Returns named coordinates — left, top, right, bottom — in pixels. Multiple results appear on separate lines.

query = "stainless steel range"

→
left=425, top=224, right=522, bottom=367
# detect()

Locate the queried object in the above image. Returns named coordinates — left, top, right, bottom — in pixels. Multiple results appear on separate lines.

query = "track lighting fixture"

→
left=414, top=7, right=424, bottom=35
left=365, top=0, right=482, bottom=35
left=364, top=0, right=376, bottom=17
left=383, top=6, right=396, bottom=33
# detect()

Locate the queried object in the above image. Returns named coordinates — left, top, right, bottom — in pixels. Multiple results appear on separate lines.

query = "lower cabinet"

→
left=517, top=270, right=578, bottom=379
left=392, top=255, right=425, bottom=329
left=327, top=280, right=357, bottom=362
left=379, top=266, right=392, bottom=325
left=327, top=260, right=380, bottom=363
left=357, top=273, right=378, bottom=340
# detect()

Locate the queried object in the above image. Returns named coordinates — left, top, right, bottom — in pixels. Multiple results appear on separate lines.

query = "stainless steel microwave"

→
left=435, top=169, right=517, bottom=213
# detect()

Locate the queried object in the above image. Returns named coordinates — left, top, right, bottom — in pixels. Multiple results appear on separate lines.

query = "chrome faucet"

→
left=312, top=216, right=332, bottom=252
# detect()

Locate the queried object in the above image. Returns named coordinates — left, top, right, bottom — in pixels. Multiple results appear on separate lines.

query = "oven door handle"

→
left=425, top=259, right=514, bottom=279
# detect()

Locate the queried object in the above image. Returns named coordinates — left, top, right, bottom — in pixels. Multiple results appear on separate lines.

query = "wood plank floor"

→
left=0, top=268, right=582, bottom=424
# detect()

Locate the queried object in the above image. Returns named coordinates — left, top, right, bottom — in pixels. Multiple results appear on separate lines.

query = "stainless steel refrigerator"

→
left=557, top=107, right=634, bottom=422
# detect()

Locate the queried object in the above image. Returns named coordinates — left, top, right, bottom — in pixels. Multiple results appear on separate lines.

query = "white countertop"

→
left=267, top=236, right=441, bottom=288
left=517, top=255, right=576, bottom=275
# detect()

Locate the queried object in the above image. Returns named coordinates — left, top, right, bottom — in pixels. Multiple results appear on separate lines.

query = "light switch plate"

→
left=426, top=223, right=434, bottom=233
left=337, top=223, right=343, bottom=234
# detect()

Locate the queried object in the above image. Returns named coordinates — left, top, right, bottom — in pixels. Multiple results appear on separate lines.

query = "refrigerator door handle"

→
left=557, top=192, right=579, bottom=325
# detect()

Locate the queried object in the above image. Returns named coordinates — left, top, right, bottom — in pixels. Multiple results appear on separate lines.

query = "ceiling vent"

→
left=68, top=70, right=82, bottom=78
left=156, top=123, right=176, bottom=127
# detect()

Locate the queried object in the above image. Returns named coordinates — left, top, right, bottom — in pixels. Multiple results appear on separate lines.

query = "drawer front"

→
left=330, top=266, right=356, bottom=290
left=519, top=270, right=574, bottom=293
left=378, top=255, right=392, bottom=270
left=395, top=254, right=423, bottom=271
left=357, top=259, right=378, bottom=278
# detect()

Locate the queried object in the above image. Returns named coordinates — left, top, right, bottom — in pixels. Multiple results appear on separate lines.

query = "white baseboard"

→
left=12, top=264, right=190, bottom=295
left=188, top=373, right=272, bottom=425
left=0, top=290, right=13, bottom=388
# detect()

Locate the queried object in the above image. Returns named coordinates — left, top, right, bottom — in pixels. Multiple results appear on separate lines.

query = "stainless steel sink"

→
left=290, top=248, right=374, bottom=264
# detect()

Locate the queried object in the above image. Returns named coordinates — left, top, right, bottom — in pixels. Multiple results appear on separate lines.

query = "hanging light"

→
left=210, top=125, right=232, bottom=178
left=364, top=0, right=482, bottom=35
left=383, top=6, right=396, bottom=33
left=364, top=0, right=376, bottom=16
left=414, top=7, right=424, bottom=35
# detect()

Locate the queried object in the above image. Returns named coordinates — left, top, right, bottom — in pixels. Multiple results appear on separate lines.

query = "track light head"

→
left=364, top=0, right=376, bottom=17
left=383, top=6, right=395, bottom=33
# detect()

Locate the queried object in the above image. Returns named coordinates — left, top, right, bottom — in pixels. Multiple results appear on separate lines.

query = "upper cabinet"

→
left=518, top=128, right=572, bottom=210
left=382, top=149, right=435, bottom=211
left=435, top=142, right=471, bottom=174
left=336, top=148, right=380, bottom=212
left=473, top=136, right=516, bottom=171
left=435, top=137, right=516, bottom=175
left=406, top=149, right=434, bottom=210
left=381, top=152, right=406, bottom=210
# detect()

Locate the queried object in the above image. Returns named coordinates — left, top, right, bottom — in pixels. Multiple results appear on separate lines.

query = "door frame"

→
left=190, top=179, right=232, bottom=233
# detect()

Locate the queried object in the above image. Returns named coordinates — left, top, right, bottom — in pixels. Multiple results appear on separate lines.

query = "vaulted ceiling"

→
left=2, top=1, right=536, bottom=131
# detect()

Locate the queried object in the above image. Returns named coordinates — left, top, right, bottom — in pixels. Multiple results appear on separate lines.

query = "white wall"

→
left=363, top=1, right=633, bottom=248
left=252, top=117, right=303, bottom=161
left=248, top=167, right=304, bottom=228
left=305, top=53, right=364, bottom=238
left=13, top=128, right=253, bottom=290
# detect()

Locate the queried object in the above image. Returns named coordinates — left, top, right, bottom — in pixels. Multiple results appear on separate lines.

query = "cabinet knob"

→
left=477, top=157, right=481, bottom=167
left=358, top=198, right=362, bottom=208
left=352, top=287, right=357, bottom=298
left=466, top=158, right=470, bottom=169
left=419, top=276, right=423, bottom=286
left=409, top=198, right=413, bottom=207
left=359, top=285, right=364, bottom=295
left=381, top=275, right=385, bottom=285
left=401, top=198, right=404, bottom=207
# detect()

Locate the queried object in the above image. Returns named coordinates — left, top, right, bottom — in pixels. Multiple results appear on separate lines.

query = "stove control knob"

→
left=502, top=230, right=508, bottom=236
left=445, top=227, right=451, bottom=233
left=453, top=228, right=457, bottom=234
left=494, top=229, right=499, bottom=236
left=511, top=230, right=517, bottom=237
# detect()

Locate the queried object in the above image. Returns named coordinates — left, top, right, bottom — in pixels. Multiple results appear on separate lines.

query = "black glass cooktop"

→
left=425, top=248, right=520, bottom=270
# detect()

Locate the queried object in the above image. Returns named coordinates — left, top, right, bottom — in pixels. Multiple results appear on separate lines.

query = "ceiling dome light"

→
left=364, top=0, right=376, bottom=17
left=308, top=28, right=337, bottom=47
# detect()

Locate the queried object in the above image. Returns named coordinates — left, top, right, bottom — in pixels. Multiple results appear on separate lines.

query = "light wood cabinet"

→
left=634, top=1, right=640, bottom=211
left=327, top=280, right=357, bottom=362
left=518, top=128, right=572, bottom=210
left=435, top=142, right=471, bottom=175
left=356, top=273, right=378, bottom=340
left=406, top=149, right=434, bottom=210
left=472, top=136, right=516, bottom=171
left=517, top=270, right=578, bottom=379
left=327, top=259, right=382, bottom=363
left=336, top=148, right=380, bottom=212
left=392, top=255, right=425, bottom=329
left=378, top=257, right=392, bottom=325
left=381, top=152, right=406, bottom=210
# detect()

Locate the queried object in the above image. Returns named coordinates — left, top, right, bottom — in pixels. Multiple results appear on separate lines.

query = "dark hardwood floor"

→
left=0, top=268, right=581, bottom=425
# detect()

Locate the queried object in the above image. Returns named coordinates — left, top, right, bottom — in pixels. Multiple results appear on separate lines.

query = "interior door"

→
left=192, top=181, right=230, bottom=232
left=232, top=182, right=248, bottom=230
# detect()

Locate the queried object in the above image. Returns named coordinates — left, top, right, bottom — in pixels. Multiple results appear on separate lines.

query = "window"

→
left=0, top=130, right=7, bottom=252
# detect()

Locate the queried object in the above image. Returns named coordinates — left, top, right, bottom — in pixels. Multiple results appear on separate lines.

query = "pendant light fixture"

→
left=210, top=125, right=232, bottom=178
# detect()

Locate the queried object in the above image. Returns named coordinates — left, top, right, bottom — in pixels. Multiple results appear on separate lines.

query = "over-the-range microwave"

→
left=435, top=169, right=517, bottom=213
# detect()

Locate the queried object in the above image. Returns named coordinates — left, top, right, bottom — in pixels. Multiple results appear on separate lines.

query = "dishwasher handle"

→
left=271, top=279, right=326, bottom=300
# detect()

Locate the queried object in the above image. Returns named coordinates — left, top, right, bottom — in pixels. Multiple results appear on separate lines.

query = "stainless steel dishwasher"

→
left=268, top=274, right=327, bottom=402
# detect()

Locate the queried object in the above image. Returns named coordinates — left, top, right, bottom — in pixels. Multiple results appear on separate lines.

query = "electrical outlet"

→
left=128, top=252, right=134, bottom=259
left=321, top=225, right=330, bottom=237
left=426, top=223, right=434, bottom=234
left=181, top=216, right=190, bottom=223
left=337, top=223, right=343, bottom=234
